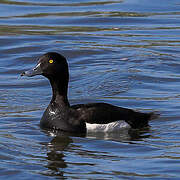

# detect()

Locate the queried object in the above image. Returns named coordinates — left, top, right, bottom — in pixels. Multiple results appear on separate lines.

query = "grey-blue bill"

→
left=21, top=63, right=42, bottom=77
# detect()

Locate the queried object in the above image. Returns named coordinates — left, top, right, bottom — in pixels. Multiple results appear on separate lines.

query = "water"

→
left=0, top=0, right=180, bottom=179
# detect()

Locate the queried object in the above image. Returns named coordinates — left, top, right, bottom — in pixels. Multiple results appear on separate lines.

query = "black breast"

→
left=40, top=102, right=87, bottom=133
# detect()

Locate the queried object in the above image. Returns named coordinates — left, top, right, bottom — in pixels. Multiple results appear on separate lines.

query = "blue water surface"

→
left=0, top=0, right=180, bottom=179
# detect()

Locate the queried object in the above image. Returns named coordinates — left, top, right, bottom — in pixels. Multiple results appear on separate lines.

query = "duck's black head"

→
left=21, top=52, right=69, bottom=80
left=22, top=52, right=70, bottom=104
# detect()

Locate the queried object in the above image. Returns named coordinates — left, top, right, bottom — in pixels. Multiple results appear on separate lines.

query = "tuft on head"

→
left=148, top=112, right=160, bottom=120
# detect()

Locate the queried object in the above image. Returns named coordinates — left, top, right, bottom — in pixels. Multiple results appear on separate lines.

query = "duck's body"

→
left=41, top=102, right=152, bottom=133
left=21, top=52, right=156, bottom=134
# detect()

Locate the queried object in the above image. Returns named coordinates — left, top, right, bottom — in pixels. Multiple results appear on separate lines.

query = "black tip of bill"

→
left=21, top=72, right=25, bottom=76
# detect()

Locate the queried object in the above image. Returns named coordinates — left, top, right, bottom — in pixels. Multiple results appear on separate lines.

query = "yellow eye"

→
left=49, top=59, right=53, bottom=64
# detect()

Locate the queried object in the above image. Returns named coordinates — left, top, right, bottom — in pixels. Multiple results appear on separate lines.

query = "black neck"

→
left=49, top=76, right=70, bottom=107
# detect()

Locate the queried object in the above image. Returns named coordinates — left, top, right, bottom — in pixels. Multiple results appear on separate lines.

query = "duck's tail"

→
left=125, top=111, right=158, bottom=129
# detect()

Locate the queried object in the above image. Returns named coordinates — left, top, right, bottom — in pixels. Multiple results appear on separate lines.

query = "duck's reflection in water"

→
left=41, top=127, right=151, bottom=177
left=41, top=130, right=85, bottom=177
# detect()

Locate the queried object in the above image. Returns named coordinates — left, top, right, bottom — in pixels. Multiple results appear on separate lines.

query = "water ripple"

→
left=0, top=0, right=180, bottom=179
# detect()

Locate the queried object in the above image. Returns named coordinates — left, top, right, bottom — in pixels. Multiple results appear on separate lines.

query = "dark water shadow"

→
left=44, top=136, right=71, bottom=178
left=39, top=130, right=85, bottom=178
left=39, top=127, right=151, bottom=178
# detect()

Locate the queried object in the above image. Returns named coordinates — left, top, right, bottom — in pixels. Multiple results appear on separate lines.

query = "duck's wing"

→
left=71, top=103, right=155, bottom=128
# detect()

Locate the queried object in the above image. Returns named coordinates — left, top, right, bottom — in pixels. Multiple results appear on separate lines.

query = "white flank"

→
left=86, top=120, right=130, bottom=133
